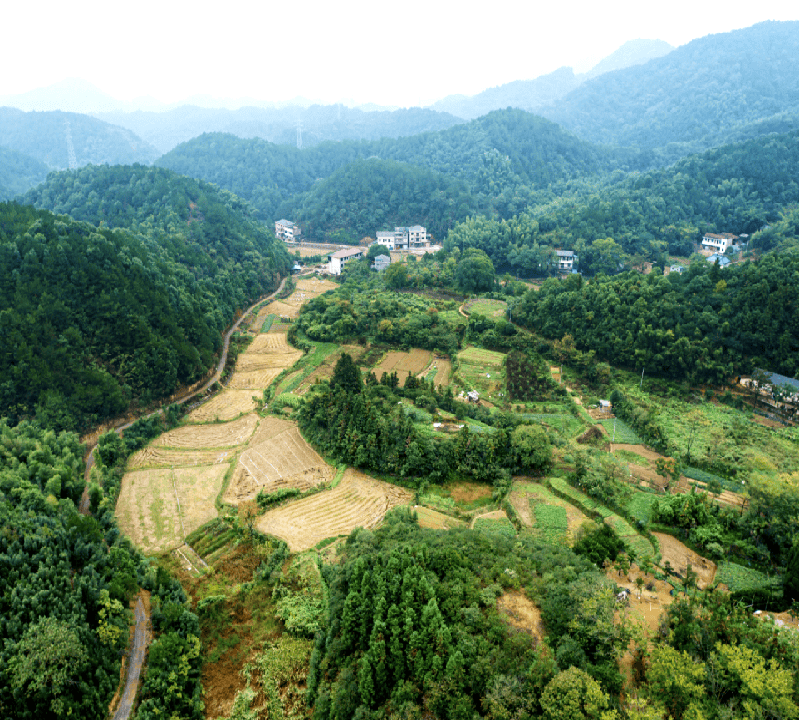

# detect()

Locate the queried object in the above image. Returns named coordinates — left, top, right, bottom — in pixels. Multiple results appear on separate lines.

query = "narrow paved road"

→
left=114, top=595, right=148, bottom=720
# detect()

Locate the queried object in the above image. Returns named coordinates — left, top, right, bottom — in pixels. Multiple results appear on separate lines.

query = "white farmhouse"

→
left=701, top=233, right=737, bottom=253
left=275, top=219, right=300, bottom=241
left=328, top=247, right=366, bottom=275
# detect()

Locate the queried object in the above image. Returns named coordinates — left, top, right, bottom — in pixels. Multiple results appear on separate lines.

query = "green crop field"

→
left=465, top=299, right=507, bottom=319
left=533, top=504, right=568, bottom=544
left=473, top=517, right=517, bottom=537
left=627, top=491, right=658, bottom=525
left=716, top=562, right=777, bottom=593
left=458, top=347, right=505, bottom=367
left=598, top=418, right=642, bottom=444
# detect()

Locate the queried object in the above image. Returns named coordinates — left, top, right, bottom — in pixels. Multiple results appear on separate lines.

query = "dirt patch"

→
left=449, top=480, right=493, bottom=503
left=432, top=359, right=451, bottom=387
left=224, top=423, right=333, bottom=504
left=127, top=447, right=234, bottom=470
left=497, top=591, right=544, bottom=640
left=611, top=443, right=663, bottom=462
left=411, top=505, right=466, bottom=530
left=116, top=464, right=229, bottom=554
left=186, top=390, right=259, bottom=422
left=508, top=489, right=534, bottom=526
left=652, top=532, right=716, bottom=588
left=295, top=277, right=338, bottom=294
left=247, top=332, right=295, bottom=354
left=373, top=349, right=433, bottom=384
left=256, top=469, right=412, bottom=551
left=471, top=509, right=508, bottom=528
left=153, top=414, right=258, bottom=449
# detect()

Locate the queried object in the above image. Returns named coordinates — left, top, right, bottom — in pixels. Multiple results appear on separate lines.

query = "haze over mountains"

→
left=1, top=21, right=798, bottom=200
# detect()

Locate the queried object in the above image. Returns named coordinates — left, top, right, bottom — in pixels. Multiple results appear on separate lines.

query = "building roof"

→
left=276, top=219, right=295, bottom=226
left=761, top=370, right=799, bottom=392
left=374, top=254, right=390, bottom=262
left=703, top=232, right=737, bottom=240
left=330, top=248, right=365, bottom=259
left=707, top=254, right=731, bottom=265
left=556, top=250, right=575, bottom=258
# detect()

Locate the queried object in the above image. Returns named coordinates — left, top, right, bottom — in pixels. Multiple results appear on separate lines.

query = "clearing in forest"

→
left=293, top=345, right=363, bottom=394
left=372, top=348, right=433, bottom=384
left=410, top=505, right=465, bottom=530
left=152, top=414, right=258, bottom=449
left=186, top=390, right=259, bottom=422
left=463, top=298, right=508, bottom=318
left=256, top=469, right=412, bottom=551
left=223, top=423, right=333, bottom=504
left=509, top=479, right=589, bottom=537
left=652, top=531, right=716, bottom=588
left=431, top=359, right=451, bottom=387
left=116, top=464, right=229, bottom=554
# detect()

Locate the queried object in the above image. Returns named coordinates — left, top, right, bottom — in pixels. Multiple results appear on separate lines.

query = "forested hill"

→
left=158, top=109, right=646, bottom=228
left=0, top=107, right=159, bottom=169
left=514, top=254, right=799, bottom=384
left=97, top=104, right=465, bottom=154
left=0, top=146, right=49, bottom=201
left=4, top=167, right=290, bottom=431
left=443, top=129, right=799, bottom=273
left=539, top=21, right=799, bottom=158
left=282, top=158, right=479, bottom=242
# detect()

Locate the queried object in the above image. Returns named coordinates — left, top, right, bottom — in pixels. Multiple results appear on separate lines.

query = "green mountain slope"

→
left=0, top=146, right=49, bottom=200
left=98, top=104, right=464, bottom=154
left=283, top=158, right=479, bottom=242
left=158, top=109, right=646, bottom=227
left=0, top=108, right=159, bottom=169
left=5, top=166, right=290, bottom=431
left=540, top=21, right=799, bottom=157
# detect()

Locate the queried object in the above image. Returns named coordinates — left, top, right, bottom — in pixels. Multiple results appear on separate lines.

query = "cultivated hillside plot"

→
left=224, top=421, right=333, bottom=504
left=256, top=469, right=413, bottom=551
left=373, top=349, right=433, bottom=385
left=116, top=464, right=229, bottom=554
left=186, top=389, right=259, bottom=422
left=127, top=446, right=233, bottom=469
left=152, top=413, right=258, bottom=448
left=247, top=331, right=296, bottom=354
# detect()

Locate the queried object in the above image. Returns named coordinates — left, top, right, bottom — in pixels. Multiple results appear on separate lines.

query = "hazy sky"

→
left=3, top=0, right=797, bottom=107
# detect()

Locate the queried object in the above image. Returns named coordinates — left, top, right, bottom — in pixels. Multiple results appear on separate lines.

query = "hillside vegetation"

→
left=3, top=166, right=290, bottom=430
left=541, top=21, right=799, bottom=158
left=0, top=107, right=159, bottom=169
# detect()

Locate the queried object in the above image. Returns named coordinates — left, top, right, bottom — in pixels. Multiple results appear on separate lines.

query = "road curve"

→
left=80, top=277, right=288, bottom=512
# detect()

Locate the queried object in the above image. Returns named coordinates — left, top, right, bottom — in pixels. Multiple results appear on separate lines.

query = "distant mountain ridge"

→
left=0, top=107, right=159, bottom=170
left=538, top=20, right=799, bottom=156
left=429, top=40, right=673, bottom=120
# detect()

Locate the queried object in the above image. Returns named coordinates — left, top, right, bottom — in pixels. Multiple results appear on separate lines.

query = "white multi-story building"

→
left=556, top=250, right=578, bottom=271
left=275, top=219, right=300, bottom=241
left=701, top=233, right=737, bottom=253
left=328, top=247, right=365, bottom=275
left=375, top=225, right=427, bottom=251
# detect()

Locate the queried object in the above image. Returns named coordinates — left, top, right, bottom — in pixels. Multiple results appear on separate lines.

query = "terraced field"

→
left=152, top=414, right=259, bottom=449
left=256, top=469, right=413, bottom=551
left=117, top=464, right=230, bottom=554
left=224, top=424, right=333, bottom=504
left=186, top=390, right=259, bottom=422
left=373, top=348, right=433, bottom=384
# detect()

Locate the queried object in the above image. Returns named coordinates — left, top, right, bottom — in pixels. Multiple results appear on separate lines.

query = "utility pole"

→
left=296, top=120, right=303, bottom=150
left=640, top=367, right=645, bottom=389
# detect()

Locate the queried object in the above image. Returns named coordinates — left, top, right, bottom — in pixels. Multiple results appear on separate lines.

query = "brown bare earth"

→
left=497, top=591, right=544, bottom=640
left=127, top=447, right=234, bottom=469
left=116, top=464, right=230, bottom=554
left=247, top=331, right=295, bottom=353
left=652, top=532, right=717, bottom=588
left=432, top=359, right=451, bottom=387
left=294, top=345, right=363, bottom=395
left=223, top=424, right=333, bottom=504
left=256, top=469, right=413, bottom=551
left=186, top=390, right=259, bottom=422
left=152, top=414, right=258, bottom=449
left=411, top=505, right=466, bottom=530
left=449, top=480, right=493, bottom=503
left=295, top=277, right=338, bottom=294
left=373, top=349, right=433, bottom=385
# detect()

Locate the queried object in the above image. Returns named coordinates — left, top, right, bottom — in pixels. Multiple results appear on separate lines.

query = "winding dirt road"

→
left=113, top=595, right=149, bottom=720
left=80, top=277, right=289, bottom=507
